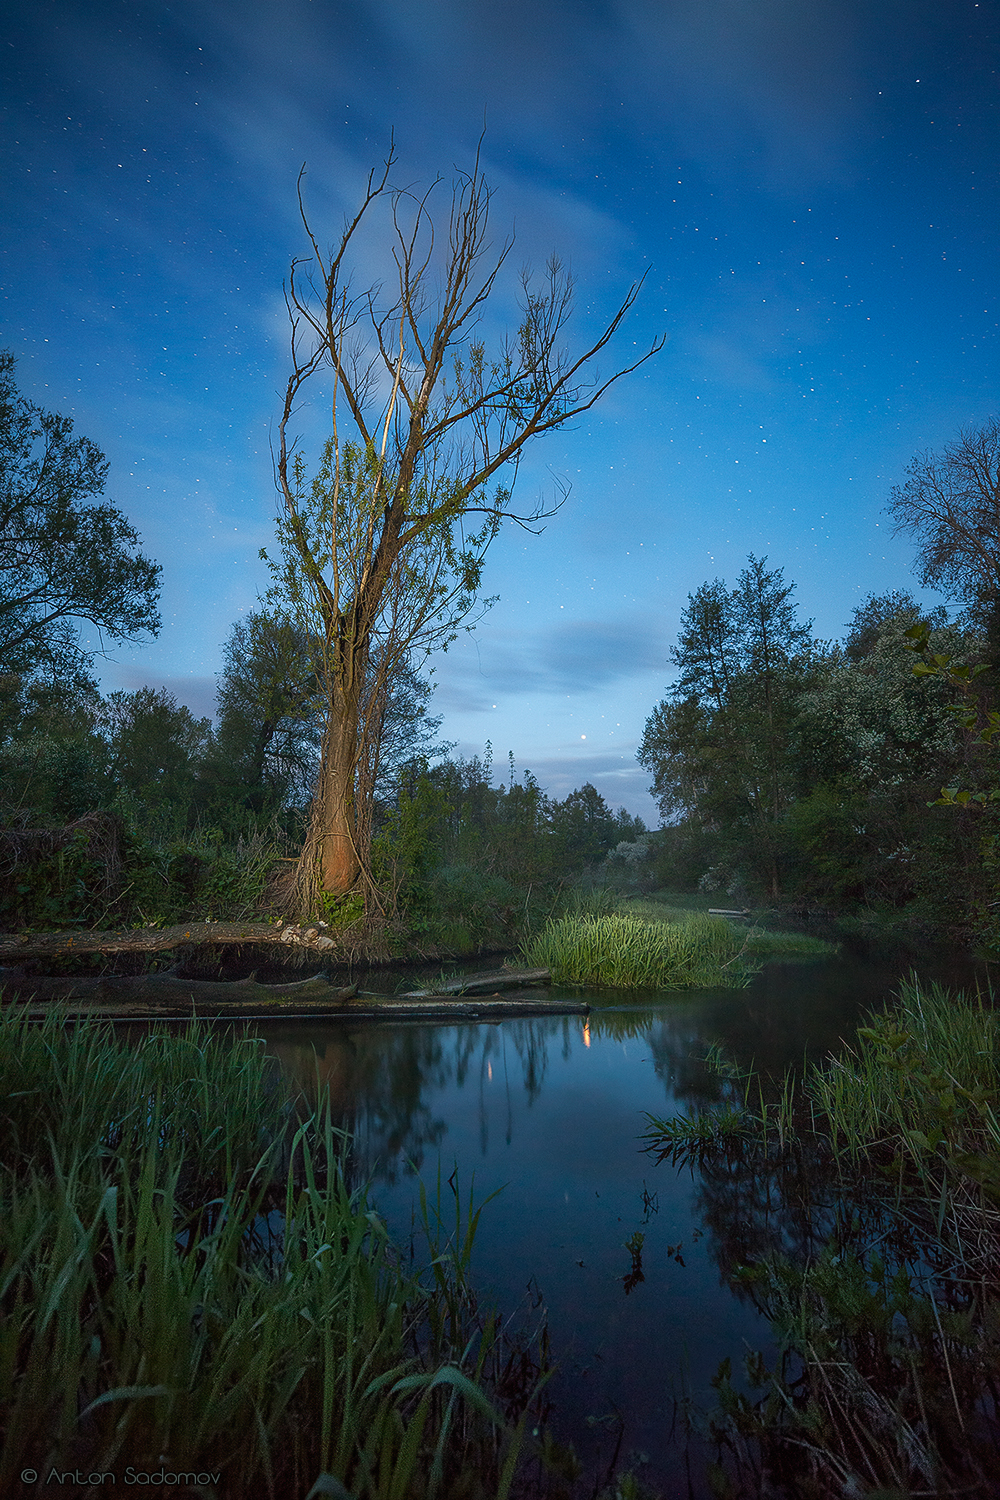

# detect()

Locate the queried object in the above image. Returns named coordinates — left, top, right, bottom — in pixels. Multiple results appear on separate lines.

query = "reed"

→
left=521, top=911, right=758, bottom=989
left=643, top=977, right=1000, bottom=1496
left=0, top=1007, right=540, bottom=1498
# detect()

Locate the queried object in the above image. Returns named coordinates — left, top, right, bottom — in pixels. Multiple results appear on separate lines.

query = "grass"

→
left=0, top=1006, right=546, bottom=1498
left=642, top=977, right=1000, bottom=1496
left=742, top=926, right=837, bottom=960
left=520, top=893, right=836, bottom=992
left=520, top=911, right=759, bottom=990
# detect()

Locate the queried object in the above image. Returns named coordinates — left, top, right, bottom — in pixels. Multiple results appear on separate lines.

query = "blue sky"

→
left=3, top=0, right=998, bottom=820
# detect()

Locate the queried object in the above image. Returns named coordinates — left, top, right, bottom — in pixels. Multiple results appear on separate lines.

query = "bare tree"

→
left=888, top=417, right=1000, bottom=637
left=269, top=143, right=663, bottom=917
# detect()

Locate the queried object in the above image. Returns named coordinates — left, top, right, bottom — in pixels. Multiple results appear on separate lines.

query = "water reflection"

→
left=254, top=948, right=996, bottom=1495
left=269, top=1013, right=576, bottom=1184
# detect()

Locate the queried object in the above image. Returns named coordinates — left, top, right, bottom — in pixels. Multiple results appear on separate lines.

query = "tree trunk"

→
left=294, top=691, right=363, bottom=915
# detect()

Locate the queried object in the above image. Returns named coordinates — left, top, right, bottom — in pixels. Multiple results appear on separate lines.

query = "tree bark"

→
left=0, top=967, right=358, bottom=1010
left=295, top=692, right=364, bottom=910
left=0, top=921, right=350, bottom=961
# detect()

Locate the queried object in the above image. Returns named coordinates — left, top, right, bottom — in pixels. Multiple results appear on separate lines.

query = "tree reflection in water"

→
left=253, top=952, right=1000, bottom=1497
left=643, top=983, right=1000, bottom=1497
left=267, top=1015, right=564, bottom=1188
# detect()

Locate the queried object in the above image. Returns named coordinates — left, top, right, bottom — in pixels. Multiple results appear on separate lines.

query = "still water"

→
left=255, top=944, right=993, bottom=1495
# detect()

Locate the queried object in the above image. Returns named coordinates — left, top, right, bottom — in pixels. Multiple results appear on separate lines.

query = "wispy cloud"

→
left=435, top=612, right=669, bottom=708
left=98, top=667, right=219, bottom=722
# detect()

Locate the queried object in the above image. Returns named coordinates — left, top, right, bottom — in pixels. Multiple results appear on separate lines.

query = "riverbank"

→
left=0, top=891, right=837, bottom=1021
left=0, top=1006, right=548, bottom=1497
left=643, top=975, right=1000, bottom=1495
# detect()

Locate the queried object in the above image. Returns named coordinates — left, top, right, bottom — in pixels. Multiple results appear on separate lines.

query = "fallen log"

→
left=0, top=966, right=357, bottom=1011
left=0, top=962, right=566, bottom=1024
left=396, top=967, right=550, bottom=998
left=0, top=921, right=349, bottom=961
left=1, top=973, right=584, bottom=1024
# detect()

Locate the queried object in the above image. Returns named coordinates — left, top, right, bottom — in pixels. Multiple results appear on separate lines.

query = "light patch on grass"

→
left=521, top=911, right=759, bottom=990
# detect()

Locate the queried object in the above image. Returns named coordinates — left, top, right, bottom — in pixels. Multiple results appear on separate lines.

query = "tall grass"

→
left=521, top=911, right=758, bottom=990
left=643, top=978, right=1000, bottom=1495
left=0, top=1007, right=542, bottom=1498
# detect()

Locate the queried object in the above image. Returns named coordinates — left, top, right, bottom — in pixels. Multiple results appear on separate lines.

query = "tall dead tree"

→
left=270, top=143, right=663, bottom=917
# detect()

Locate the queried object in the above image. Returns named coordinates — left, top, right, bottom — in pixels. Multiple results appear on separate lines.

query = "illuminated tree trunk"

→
left=300, top=701, right=363, bottom=902
left=294, top=610, right=378, bottom=911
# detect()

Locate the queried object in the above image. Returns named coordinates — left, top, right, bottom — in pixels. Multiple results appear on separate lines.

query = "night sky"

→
left=4, top=0, right=998, bottom=820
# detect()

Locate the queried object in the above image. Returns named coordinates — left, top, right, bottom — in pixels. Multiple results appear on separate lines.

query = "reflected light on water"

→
left=582, top=1020, right=591, bottom=1048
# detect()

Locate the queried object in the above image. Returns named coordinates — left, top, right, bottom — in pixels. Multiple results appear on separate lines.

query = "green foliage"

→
left=639, top=556, right=820, bottom=899
left=0, top=1009, right=543, bottom=1498
left=522, top=910, right=758, bottom=990
left=652, top=822, right=718, bottom=893
left=0, top=818, right=107, bottom=929
left=420, top=864, right=524, bottom=951
left=317, top=887, right=366, bottom=928
left=369, top=751, right=644, bottom=946
left=372, top=761, right=448, bottom=918
left=904, top=618, right=1000, bottom=806
left=0, top=734, right=106, bottom=826
left=638, top=568, right=998, bottom=932
left=0, top=349, right=161, bottom=680
left=204, top=610, right=323, bottom=820
left=101, top=685, right=214, bottom=831
left=0, top=812, right=289, bottom=931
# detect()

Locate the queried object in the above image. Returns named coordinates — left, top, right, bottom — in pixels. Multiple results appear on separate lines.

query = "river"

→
left=253, top=941, right=994, bottom=1496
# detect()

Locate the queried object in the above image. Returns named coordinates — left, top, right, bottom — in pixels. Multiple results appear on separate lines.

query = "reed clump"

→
left=643, top=977, right=1000, bottom=1496
left=521, top=910, right=758, bottom=989
left=0, top=1007, right=542, bottom=1498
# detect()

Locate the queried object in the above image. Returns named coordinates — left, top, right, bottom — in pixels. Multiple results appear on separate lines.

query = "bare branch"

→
left=268, top=144, right=664, bottom=912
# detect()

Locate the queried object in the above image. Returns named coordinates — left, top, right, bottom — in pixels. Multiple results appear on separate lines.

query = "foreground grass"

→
left=643, top=978, right=1000, bottom=1496
left=0, top=1008, right=543, bottom=1498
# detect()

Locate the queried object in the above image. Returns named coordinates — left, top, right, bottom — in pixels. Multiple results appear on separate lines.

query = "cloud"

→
left=98, top=667, right=219, bottom=722
left=434, top=613, right=670, bottom=708
left=613, top=0, right=862, bottom=187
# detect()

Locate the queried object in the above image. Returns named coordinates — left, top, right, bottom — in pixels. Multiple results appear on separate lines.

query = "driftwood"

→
left=396, top=968, right=550, bottom=999
left=0, top=964, right=565, bottom=1023
left=0, top=966, right=358, bottom=1011
left=0, top=921, right=350, bottom=961
left=5, top=995, right=587, bottom=1023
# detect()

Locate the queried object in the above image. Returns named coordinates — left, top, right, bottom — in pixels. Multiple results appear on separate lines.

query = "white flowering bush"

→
left=603, top=831, right=660, bottom=892
left=798, top=622, right=968, bottom=791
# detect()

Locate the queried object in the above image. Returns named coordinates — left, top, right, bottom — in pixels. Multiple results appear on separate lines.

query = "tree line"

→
left=6, top=140, right=1000, bottom=950
left=635, top=421, right=1000, bottom=945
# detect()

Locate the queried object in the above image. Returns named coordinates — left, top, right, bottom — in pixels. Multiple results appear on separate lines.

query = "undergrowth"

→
left=0, top=1007, right=553, bottom=1498
left=643, top=977, right=1000, bottom=1497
